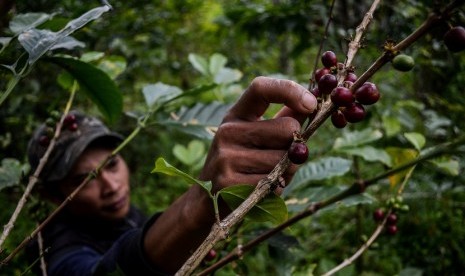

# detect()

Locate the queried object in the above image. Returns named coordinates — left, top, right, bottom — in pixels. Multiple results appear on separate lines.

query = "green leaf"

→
left=142, top=82, right=182, bottom=109
left=172, top=140, right=205, bottom=166
left=214, top=67, right=243, bottom=84
left=219, top=185, right=287, bottom=224
left=209, top=53, right=227, bottom=76
left=337, top=146, right=392, bottom=166
left=333, top=128, right=383, bottom=150
left=9, top=12, right=53, bottom=34
left=97, top=55, right=127, bottom=80
left=162, top=101, right=231, bottom=140
left=151, top=157, right=212, bottom=192
left=382, top=116, right=402, bottom=137
left=0, top=158, right=27, bottom=191
left=48, top=56, right=122, bottom=124
left=80, top=51, right=105, bottom=62
left=404, top=132, right=426, bottom=151
left=188, top=53, right=209, bottom=76
left=286, top=157, right=352, bottom=193
left=428, top=157, right=459, bottom=176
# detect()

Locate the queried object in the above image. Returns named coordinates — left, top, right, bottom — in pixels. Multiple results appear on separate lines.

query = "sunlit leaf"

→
left=386, top=147, right=419, bottom=188
left=214, top=67, right=243, bottom=84
left=219, top=185, right=287, bottom=224
left=382, top=116, right=402, bottom=137
left=188, top=53, right=209, bottom=76
left=151, top=157, right=212, bottom=192
left=404, top=132, right=426, bottom=151
left=337, top=146, right=392, bottom=166
left=333, top=128, right=383, bottom=150
left=209, top=53, right=227, bottom=76
left=142, top=82, right=182, bottom=109
left=173, top=140, right=205, bottom=166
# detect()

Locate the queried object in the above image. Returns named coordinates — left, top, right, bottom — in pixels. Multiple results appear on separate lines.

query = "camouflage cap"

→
left=27, top=110, right=124, bottom=184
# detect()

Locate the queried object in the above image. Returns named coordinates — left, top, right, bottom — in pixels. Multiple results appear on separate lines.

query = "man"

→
left=27, top=76, right=317, bottom=275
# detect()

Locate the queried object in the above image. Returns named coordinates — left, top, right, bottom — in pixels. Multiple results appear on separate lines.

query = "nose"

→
left=99, top=170, right=120, bottom=197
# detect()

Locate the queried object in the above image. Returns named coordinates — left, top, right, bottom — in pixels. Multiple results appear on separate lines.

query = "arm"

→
left=143, top=76, right=317, bottom=273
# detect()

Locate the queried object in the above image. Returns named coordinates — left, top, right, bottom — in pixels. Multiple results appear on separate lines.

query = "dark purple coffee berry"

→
left=373, top=208, right=385, bottom=222
left=204, top=249, right=217, bottom=262
left=321, top=51, right=337, bottom=68
left=330, top=87, right=354, bottom=107
left=355, top=82, right=380, bottom=105
left=68, top=122, right=78, bottom=131
left=331, top=110, right=347, bottom=129
left=386, top=213, right=398, bottom=225
left=342, top=102, right=366, bottom=123
left=288, top=141, right=309, bottom=164
left=344, top=72, right=357, bottom=82
left=311, top=87, right=321, bottom=98
left=386, top=224, right=398, bottom=235
left=318, top=74, right=338, bottom=95
left=443, top=26, right=465, bottom=52
left=63, top=114, right=76, bottom=126
left=39, top=135, right=50, bottom=147
left=315, top=67, right=331, bottom=82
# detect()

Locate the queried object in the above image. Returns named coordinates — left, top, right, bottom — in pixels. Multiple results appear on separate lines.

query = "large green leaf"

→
left=209, top=53, right=227, bottom=76
left=151, top=157, right=212, bottom=192
left=219, top=185, right=288, bottom=224
left=404, top=132, right=426, bottom=151
left=162, top=101, right=231, bottom=140
left=48, top=56, right=122, bottom=124
left=188, top=53, right=209, bottom=76
left=336, top=146, right=392, bottom=166
left=0, top=158, right=27, bottom=191
left=332, top=128, right=383, bottom=150
left=214, top=67, right=243, bottom=84
left=428, top=157, right=460, bottom=176
left=142, top=82, right=183, bottom=109
left=286, top=157, right=352, bottom=194
left=18, top=5, right=111, bottom=64
left=173, top=140, right=206, bottom=166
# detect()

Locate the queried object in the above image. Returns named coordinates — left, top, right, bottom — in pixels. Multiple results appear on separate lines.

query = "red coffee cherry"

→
left=204, top=249, right=217, bottom=262
left=443, top=26, right=465, bottom=52
left=39, top=135, right=50, bottom=147
left=321, top=51, right=337, bottom=68
left=331, top=110, right=347, bottom=129
left=68, top=122, right=78, bottom=131
left=330, top=87, right=354, bottom=107
left=63, top=114, right=76, bottom=126
left=355, top=82, right=380, bottom=105
left=386, top=224, right=398, bottom=235
left=315, top=67, right=331, bottom=82
left=373, top=208, right=385, bottom=222
left=342, top=102, right=366, bottom=123
left=288, top=141, right=309, bottom=164
left=311, top=87, right=321, bottom=98
left=318, top=74, right=338, bottom=95
left=344, top=72, right=357, bottom=82
left=386, top=213, right=398, bottom=225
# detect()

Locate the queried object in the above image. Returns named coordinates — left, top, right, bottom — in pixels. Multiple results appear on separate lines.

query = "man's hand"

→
left=200, top=76, right=318, bottom=194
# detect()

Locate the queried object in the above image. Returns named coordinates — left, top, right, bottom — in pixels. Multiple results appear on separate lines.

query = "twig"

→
left=0, top=82, right=77, bottom=251
left=37, top=228, right=48, bottom=276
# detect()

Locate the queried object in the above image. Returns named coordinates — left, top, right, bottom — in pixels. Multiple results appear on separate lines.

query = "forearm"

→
left=143, top=184, right=215, bottom=273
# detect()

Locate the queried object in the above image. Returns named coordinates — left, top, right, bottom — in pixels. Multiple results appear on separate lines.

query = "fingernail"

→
left=302, top=92, right=317, bottom=112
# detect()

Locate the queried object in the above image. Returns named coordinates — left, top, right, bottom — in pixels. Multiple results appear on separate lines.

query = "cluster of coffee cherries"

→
left=38, top=112, right=78, bottom=147
left=311, top=50, right=381, bottom=129
left=373, top=208, right=399, bottom=235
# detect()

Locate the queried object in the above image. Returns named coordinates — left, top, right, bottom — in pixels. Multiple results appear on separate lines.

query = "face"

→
left=58, top=147, right=131, bottom=221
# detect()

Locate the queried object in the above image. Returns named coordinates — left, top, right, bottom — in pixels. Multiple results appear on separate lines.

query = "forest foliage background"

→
left=1, top=0, right=465, bottom=275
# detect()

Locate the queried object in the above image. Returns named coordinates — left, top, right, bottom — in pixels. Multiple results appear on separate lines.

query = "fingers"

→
left=226, top=76, right=317, bottom=122
left=215, top=117, right=300, bottom=150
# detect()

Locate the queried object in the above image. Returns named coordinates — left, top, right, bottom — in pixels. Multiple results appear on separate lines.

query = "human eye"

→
left=105, top=155, right=120, bottom=171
